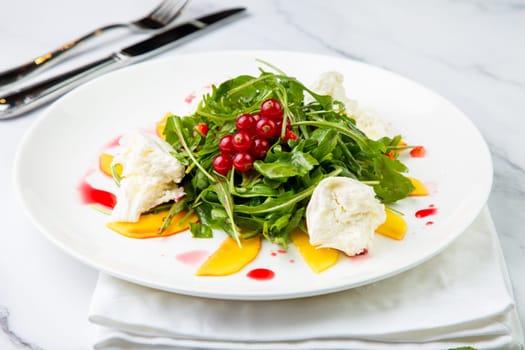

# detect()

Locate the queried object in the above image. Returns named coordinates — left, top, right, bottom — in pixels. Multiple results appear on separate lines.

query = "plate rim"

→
left=13, top=50, right=494, bottom=300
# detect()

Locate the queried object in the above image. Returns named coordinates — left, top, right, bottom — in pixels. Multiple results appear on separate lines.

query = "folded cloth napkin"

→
left=89, top=207, right=524, bottom=349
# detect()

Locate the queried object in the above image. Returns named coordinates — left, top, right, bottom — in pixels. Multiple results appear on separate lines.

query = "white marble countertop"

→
left=0, top=0, right=523, bottom=348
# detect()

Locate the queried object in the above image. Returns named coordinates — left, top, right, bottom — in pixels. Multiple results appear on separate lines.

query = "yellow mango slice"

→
left=376, top=208, right=407, bottom=240
left=156, top=112, right=172, bottom=139
left=408, top=177, right=428, bottom=196
left=107, top=210, right=198, bottom=239
left=290, top=228, right=339, bottom=273
left=99, top=153, right=122, bottom=179
left=196, top=236, right=261, bottom=276
left=99, top=153, right=114, bottom=177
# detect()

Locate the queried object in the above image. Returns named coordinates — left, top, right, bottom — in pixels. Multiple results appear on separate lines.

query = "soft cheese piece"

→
left=111, top=131, right=185, bottom=222
left=306, top=177, right=386, bottom=256
left=309, top=71, right=389, bottom=140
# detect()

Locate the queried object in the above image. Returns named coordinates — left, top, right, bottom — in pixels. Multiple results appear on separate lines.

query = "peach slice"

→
left=99, top=153, right=113, bottom=177
left=290, top=228, right=339, bottom=273
left=156, top=112, right=172, bottom=139
left=375, top=208, right=407, bottom=240
left=99, top=153, right=122, bottom=179
left=408, top=177, right=428, bottom=196
left=106, top=210, right=198, bottom=239
left=196, top=236, right=261, bottom=276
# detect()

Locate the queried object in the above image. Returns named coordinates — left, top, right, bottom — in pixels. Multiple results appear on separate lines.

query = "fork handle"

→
left=0, top=24, right=125, bottom=88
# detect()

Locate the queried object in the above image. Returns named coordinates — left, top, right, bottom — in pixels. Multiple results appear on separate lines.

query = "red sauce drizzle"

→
left=103, top=136, right=121, bottom=150
left=78, top=181, right=116, bottom=209
left=426, top=221, right=434, bottom=226
left=415, top=207, right=438, bottom=218
left=246, top=268, right=275, bottom=281
left=271, top=249, right=287, bottom=257
left=175, top=250, right=209, bottom=265
left=184, top=94, right=196, bottom=104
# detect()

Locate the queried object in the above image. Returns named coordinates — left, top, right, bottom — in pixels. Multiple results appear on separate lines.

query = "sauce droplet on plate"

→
left=410, top=146, right=426, bottom=158
left=103, top=135, right=121, bottom=150
left=176, top=250, right=210, bottom=265
left=246, top=268, right=275, bottom=281
left=415, top=207, right=438, bottom=218
left=78, top=181, right=116, bottom=209
left=184, top=94, right=196, bottom=104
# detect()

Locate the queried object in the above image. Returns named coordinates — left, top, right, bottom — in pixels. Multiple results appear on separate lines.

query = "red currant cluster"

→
left=212, top=98, right=297, bottom=175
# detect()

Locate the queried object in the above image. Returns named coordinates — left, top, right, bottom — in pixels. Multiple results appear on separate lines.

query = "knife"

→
left=0, top=8, right=246, bottom=120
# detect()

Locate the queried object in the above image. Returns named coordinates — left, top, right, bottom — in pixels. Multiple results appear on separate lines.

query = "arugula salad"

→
left=146, top=62, right=415, bottom=248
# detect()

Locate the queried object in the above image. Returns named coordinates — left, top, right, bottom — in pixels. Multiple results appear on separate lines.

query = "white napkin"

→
left=89, top=207, right=524, bottom=349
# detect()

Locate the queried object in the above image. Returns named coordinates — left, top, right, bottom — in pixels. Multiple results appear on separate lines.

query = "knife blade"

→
left=0, top=8, right=246, bottom=120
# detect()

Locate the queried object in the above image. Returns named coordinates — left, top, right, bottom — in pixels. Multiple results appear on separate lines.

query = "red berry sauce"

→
left=246, top=268, right=275, bottom=281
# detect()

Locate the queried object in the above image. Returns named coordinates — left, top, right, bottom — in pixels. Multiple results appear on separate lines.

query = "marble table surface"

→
left=0, top=0, right=523, bottom=348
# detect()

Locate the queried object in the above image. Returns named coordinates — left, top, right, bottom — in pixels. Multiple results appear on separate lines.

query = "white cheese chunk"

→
left=306, top=177, right=386, bottom=256
left=309, top=71, right=389, bottom=140
left=110, top=131, right=185, bottom=222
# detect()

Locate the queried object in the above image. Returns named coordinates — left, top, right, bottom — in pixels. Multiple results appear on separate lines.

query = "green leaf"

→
left=158, top=199, right=188, bottom=234
left=310, top=128, right=338, bottom=160
left=291, top=150, right=318, bottom=174
left=253, top=157, right=300, bottom=180
left=233, top=183, right=279, bottom=198
left=372, top=156, right=414, bottom=203
left=189, top=222, right=213, bottom=238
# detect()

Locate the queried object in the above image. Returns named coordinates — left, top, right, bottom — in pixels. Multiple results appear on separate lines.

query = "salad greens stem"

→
left=194, top=110, right=237, bottom=121
left=158, top=199, right=187, bottom=234
left=227, top=75, right=273, bottom=96
left=214, top=180, right=241, bottom=246
left=255, top=58, right=287, bottom=76
left=170, top=116, right=216, bottom=183
left=293, top=120, right=369, bottom=150
left=235, top=168, right=342, bottom=214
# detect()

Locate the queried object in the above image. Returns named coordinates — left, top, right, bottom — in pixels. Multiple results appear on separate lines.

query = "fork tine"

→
left=152, top=5, right=172, bottom=23
left=150, top=0, right=188, bottom=25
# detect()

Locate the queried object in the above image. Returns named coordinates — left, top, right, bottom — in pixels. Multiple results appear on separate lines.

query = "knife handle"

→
left=0, top=55, right=125, bottom=120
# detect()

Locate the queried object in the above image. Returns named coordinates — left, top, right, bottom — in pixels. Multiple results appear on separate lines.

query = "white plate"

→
left=14, top=51, right=492, bottom=300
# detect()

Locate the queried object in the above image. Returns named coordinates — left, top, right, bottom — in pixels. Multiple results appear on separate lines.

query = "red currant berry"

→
left=260, top=98, right=283, bottom=121
left=255, top=117, right=278, bottom=139
left=251, top=137, right=270, bottom=159
left=232, top=131, right=252, bottom=152
left=213, top=154, right=233, bottom=175
left=235, top=114, right=256, bottom=133
left=252, top=112, right=262, bottom=122
left=284, top=129, right=298, bottom=141
left=219, top=135, right=235, bottom=154
left=194, top=123, right=209, bottom=136
left=233, top=152, right=254, bottom=172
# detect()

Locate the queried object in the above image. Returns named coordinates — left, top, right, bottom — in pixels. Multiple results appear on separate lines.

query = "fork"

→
left=0, top=0, right=188, bottom=87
